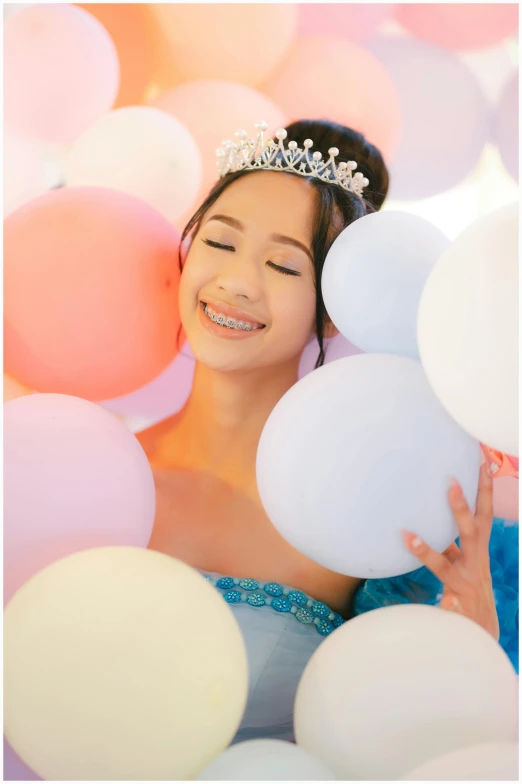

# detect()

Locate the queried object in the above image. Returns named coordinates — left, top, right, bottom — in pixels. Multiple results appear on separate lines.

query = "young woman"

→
left=137, top=119, right=501, bottom=743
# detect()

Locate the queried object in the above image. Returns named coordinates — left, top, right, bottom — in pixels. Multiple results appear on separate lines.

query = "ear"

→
left=323, top=318, right=339, bottom=340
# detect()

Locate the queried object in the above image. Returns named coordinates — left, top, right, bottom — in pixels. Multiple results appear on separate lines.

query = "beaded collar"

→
left=201, top=571, right=345, bottom=638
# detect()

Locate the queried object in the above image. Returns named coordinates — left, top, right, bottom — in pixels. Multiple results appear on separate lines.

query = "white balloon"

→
left=256, top=354, right=480, bottom=578
left=295, top=604, right=519, bottom=781
left=322, top=211, right=449, bottom=358
left=196, top=738, right=336, bottom=781
left=65, top=106, right=202, bottom=222
left=402, top=740, right=519, bottom=780
left=418, top=203, right=518, bottom=456
left=4, top=548, right=248, bottom=781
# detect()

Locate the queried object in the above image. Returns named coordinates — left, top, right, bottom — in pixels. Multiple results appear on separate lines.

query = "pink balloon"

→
left=298, top=4, right=393, bottom=43
left=494, top=71, right=518, bottom=182
left=4, top=394, right=155, bottom=605
left=369, top=37, right=489, bottom=199
left=299, top=334, right=363, bottom=378
left=395, top=4, right=518, bottom=52
left=261, top=36, right=401, bottom=161
left=4, top=738, right=40, bottom=781
left=4, top=5, right=119, bottom=144
left=102, top=343, right=196, bottom=425
left=153, top=80, right=287, bottom=221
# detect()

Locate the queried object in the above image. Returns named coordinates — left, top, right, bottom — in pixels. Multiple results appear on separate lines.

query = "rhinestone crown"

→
left=216, top=120, right=370, bottom=198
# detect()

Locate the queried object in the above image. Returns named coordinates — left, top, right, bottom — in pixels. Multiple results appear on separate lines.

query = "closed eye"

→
left=203, top=238, right=235, bottom=251
left=202, top=238, right=300, bottom=276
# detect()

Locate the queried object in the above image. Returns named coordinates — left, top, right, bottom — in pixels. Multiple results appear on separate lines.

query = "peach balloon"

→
left=153, top=80, right=287, bottom=213
left=262, top=36, right=401, bottom=161
left=4, top=5, right=119, bottom=145
left=298, top=3, right=393, bottom=43
left=3, top=374, right=33, bottom=403
left=65, top=107, right=202, bottom=223
left=395, top=4, right=519, bottom=52
left=75, top=4, right=156, bottom=107
left=4, top=187, right=181, bottom=401
left=150, top=3, right=298, bottom=87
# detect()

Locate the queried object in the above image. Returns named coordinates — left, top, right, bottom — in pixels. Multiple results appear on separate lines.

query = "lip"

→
left=200, top=298, right=266, bottom=327
left=198, top=302, right=265, bottom=340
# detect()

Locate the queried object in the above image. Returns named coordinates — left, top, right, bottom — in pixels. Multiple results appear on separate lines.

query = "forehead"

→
left=209, top=171, right=317, bottom=243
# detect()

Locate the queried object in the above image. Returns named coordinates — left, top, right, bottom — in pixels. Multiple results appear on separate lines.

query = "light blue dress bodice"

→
left=199, top=519, right=518, bottom=745
left=198, top=571, right=345, bottom=744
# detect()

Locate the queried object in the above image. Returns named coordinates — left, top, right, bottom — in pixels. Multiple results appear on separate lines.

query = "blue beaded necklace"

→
left=203, top=573, right=345, bottom=637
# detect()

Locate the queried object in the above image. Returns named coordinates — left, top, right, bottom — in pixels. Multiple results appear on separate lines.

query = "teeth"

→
left=203, top=303, right=262, bottom=331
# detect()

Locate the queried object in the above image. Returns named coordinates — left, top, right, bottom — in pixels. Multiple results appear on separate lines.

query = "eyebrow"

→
left=205, top=213, right=313, bottom=262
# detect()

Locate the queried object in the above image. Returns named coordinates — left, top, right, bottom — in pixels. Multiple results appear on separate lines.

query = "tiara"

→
left=216, top=121, right=370, bottom=197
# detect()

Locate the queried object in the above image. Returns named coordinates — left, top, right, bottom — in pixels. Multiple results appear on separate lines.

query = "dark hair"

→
left=177, top=119, right=389, bottom=368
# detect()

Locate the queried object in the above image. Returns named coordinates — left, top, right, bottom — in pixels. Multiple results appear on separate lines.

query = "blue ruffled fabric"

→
left=353, top=518, right=519, bottom=672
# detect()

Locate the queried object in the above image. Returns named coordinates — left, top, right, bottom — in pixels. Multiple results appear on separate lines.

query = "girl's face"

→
left=179, top=172, right=319, bottom=373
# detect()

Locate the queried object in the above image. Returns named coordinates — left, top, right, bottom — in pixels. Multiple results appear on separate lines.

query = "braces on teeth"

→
left=203, top=303, right=259, bottom=331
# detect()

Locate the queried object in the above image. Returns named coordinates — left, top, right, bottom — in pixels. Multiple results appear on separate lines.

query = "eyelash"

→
left=202, top=238, right=301, bottom=277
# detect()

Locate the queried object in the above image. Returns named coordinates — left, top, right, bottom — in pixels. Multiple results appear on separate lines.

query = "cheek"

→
left=271, top=287, right=317, bottom=338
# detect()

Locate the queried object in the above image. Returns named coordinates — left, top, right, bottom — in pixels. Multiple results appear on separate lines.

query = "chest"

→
left=147, top=467, right=361, bottom=615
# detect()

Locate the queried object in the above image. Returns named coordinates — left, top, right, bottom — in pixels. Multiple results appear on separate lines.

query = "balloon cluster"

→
left=3, top=4, right=519, bottom=781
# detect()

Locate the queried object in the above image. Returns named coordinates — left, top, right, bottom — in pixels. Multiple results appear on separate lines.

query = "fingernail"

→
left=490, top=462, right=499, bottom=475
left=411, top=536, right=423, bottom=549
left=449, top=477, right=462, bottom=496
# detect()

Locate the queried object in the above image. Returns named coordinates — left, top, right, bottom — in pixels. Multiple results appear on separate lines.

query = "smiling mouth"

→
left=200, top=301, right=266, bottom=331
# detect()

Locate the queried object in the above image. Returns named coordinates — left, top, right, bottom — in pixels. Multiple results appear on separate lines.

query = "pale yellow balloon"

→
left=3, top=372, right=33, bottom=402
left=65, top=106, right=202, bottom=223
left=4, top=547, right=248, bottom=781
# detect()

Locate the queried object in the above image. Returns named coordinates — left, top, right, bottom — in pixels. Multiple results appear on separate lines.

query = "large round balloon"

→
left=3, top=373, right=33, bottom=404
left=4, top=5, right=119, bottom=144
left=322, top=211, right=449, bottom=358
left=4, top=548, right=248, bottom=781
left=153, top=80, right=286, bottom=206
left=395, top=4, right=519, bottom=52
left=256, top=354, right=481, bottom=579
left=4, top=186, right=181, bottom=401
left=299, top=333, right=363, bottom=378
left=295, top=604, right=518, bottom=780
left=4, top=394, right=156, bottom=604
left=418, top=203, right=518, bottom=456
left=262, top=36, right=401, bottom=161
left=65, top=107, right=202, bottom=222
left=196, top=739, right=336, bottom=781
left=150, top=4, right=297, bottom=87
left=368, top=37, right=489, bottom=200
left=494, top=71, right=518, bottom=183
left=3, top=130, right=48, bottom=217
left=403, top=741, right=519, bottom=781
left=298, top=4, right=392, bottom=44
left=75, top=3, right=156, bottom=107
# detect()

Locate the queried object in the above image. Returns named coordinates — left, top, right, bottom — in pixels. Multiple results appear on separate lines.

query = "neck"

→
left=171, top=357, right=301, bottom=487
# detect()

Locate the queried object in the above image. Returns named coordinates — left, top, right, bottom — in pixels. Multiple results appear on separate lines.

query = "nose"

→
left=214, top=250, right=262, bottom=302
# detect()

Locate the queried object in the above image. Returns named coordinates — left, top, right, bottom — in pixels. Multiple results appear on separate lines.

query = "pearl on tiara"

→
left=215, top=121, right=369, bottom=198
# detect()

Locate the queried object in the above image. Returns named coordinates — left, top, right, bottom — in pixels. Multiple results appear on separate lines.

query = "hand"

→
left=401, top=459, right=500, bottom=641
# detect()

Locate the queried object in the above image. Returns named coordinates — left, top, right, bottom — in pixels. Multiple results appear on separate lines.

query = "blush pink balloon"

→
left=153, top=79, right=287, bottom=223
left=492, top=477, right=519, bottom=522
left=494, top=71, right=518, bottom=183
left=4, top=5, right=119, bottom=144
left=102, top=342, right=196, bottom=426
left=4, top=738, right=40, bottom=781
left=261, top=36, right=401, bottom=161
left=298, top=4, right=393, bottom=43
left=299, top=333, right=363, bottom=378
left=4, top=394, right=156, bottom=605
left=395, top=4, right=518, bottom=52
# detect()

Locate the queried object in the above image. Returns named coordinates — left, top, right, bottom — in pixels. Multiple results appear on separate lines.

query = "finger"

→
left=442, top=542, right=461, bottom=564
left=439, top=592, right=464, bottom=614
left=401, top=530, right=454, bottom=584
left=448, top=478, right=479, bottom=561
left=475, top=461, right=495, bottom=526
